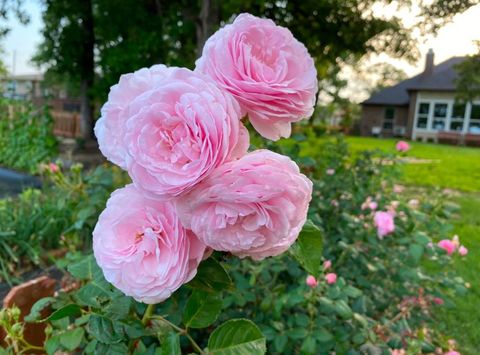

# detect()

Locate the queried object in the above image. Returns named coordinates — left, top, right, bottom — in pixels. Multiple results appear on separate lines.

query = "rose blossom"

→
left=374, top=211, right=395, bottom=238
left=396, top=141, right=410, bottom=152
left=326, top=169, right=335, bottom=175
left=323, top=260, right=332, bottom=270
left=306, top=275, right=318, bottom=288
left=176, top=150, right=313, bottom=260
left=459, top=245, right=468, bottom=256
left=95, top=65, right=171, bottom=169
left=433, top=297, right=444, bottom=305
left=93, top=184, right=207, bottom=304
left=196, top=13, right=318, bottom=141
left=96, top=67, right=249, bottom=199
left=437, top=239, right=457, bottom=255
left=325, top=273, right=337, bottom=284
left=445, top=352, right=460, bottom=355
left=48, top=162, right=59, bottom=173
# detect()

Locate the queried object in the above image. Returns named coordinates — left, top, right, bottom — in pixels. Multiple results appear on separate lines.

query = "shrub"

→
left=17, top=138, right=467, bottom=354
left=0, top=99, right=57, bottom=173
left=0, top=163, right=128, bottom=284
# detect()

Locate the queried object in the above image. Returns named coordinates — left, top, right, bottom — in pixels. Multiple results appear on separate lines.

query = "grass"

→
left=339, top=136, right=480, bottom=353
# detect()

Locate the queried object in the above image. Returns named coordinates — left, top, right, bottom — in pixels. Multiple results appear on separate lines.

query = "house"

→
left=360, top=50, right=480, bottom=145
left=1, top=73, right=82, bottom=138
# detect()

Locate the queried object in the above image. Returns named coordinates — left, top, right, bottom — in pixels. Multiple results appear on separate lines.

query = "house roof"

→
left=362, top=57, right=466, bottom=106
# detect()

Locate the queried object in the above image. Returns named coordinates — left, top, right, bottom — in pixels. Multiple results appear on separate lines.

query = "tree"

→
left=31, top=0, right=478, bottom=142
left=33, top=0, right=95, bottom=140
left=456, top=44, right=480, bottom=103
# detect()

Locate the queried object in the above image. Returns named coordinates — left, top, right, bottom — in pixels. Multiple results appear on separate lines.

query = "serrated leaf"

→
left=183, top=290, right=223, bottom=328
left=187, top=258, right=233, bottom=292
left=290, top=220, right=323, bottom=276
left=207, top=319, right=266, bottom=355
left=156, top=332, right=180, bottom=355
left=24, top=297, right=55, bottom=322
left=47, top=304, right=82, bottom=321
left=59, top=328, right=84, bottom=351
left=88, top=314, right=124, bottom=344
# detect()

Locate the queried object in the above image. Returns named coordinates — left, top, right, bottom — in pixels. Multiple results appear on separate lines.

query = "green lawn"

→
left=341, top=136, right=480, bottom=353
left=344, top=136, right=480, bottom=192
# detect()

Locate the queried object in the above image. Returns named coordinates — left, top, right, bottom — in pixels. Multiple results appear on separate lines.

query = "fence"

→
left=51, top=111, right=81, bottom=138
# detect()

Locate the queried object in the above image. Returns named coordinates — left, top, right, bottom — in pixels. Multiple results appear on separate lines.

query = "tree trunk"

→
left=79, top=0, right=95, bottom=141
left=196, top=0, right=219, bottom=57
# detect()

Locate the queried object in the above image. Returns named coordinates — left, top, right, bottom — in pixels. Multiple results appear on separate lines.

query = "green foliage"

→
left=456, top=46, right=480, bottom=103
left=0, top=99, right=57, bottom=173
left=0, top=163, right=127, bottom=283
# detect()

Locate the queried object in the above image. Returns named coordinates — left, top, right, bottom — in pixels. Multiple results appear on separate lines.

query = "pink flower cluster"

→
left=395, top=140, right=410, bottom=152
left=437, top=235, right=468, bottom=256
left=374, top=211, right=395, bottom=238
left=93, top=14, right=316, bottom=303
left=305, top=260, right=337, bottom=288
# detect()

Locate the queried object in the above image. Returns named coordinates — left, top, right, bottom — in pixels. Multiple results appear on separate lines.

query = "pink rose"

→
left=325, top=273, right=337, bottom=284
left=433, top=297, right=444, bottom=305
left=445, top=352, right=460, bottom=355
left=122, top=68, right=248, bottom=199
left=459, top=245, right=468, bottom=256
left=396, top=141, right=410, bottom=152
left=306, top=275, right=318, bottom=288
left=326, top=169, right=335, bottom=175
left=176, top=150, right=313, bottom=260
left=48, top=163, right=59, bottom=173
left=437, top=239, right=457, bottom=255
left=196, top=13, right=318, bottom=141
left=374, top=211, right=395, bottom=238
left=93, top=184, right=207, bottom=304
left=323, top=260, right=332, bottom=270
left=95, top=65, right=172, bottom=169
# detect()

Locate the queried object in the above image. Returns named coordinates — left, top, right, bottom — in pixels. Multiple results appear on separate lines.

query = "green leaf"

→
left=273, top=334, right=288, bottom=352
left=344, top=286, right=362, bottom=298
left=301, top=336, right=316, bottom=353
left=68, top=254, right=96, bottom=280
left=47, top=304, right=82, bottom=321
left=59, top=328, right=85, bottom=351
left=183, top=290, right=223, bottom=328
left=333, top=300, right=353, bottom=319
left=409, top=243, right=424, bottom=263
left=207, top=319, right=266, bottom=355
left=45, top=335, right=61, bottom=355
left=88, top=314, right=124, bottom=344
left=317, top=327, right=334, bottom=343
left=290, top=220, right=323, bottom=276
left=156, top=333, right=181, bottom=355
left=24, top=297, right=55, bottom=322
left=187, top=258, right=233, bottom=293
left=75, top=282, right=111, bottom=308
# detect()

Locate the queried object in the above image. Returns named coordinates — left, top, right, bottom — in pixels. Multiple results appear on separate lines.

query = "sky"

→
left=1, top=1, right=479, bottom=78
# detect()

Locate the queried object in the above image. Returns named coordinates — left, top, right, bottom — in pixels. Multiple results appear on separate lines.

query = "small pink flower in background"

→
left=390, top=349, right=406, bottom=355
left=325, top=273, right=337, bottom=284
left=396, top=140, right=410, bottom=152
left=323, top=260, right=332, bottom=270
left=48, top=163, right=59, bottom=173
left=306, top=275, right=318, bottom=288
left=433, top=297, right=444, bottom=305
left=196, top=13, right=318, bottom=141
left=445, top=351, right=460, bottom=355
left=408, top=199, right=419, bottom=208
left=459, top=245, right=468, bottom=256
left=374, top=211, right=395, bottom=238
left=437, top=239, right=457, bottom=255
left=427, top=242, right=434, bottom=248
left=393, top=184, right=405, bottom=193
left=361, top=197, right=378, bottom=211
left=369, top=201, right=378, bottom=210
left=331, top=199, right=339, bottom=207
left=176, top=150, right=313, bottom=260
left=326, top=168, right=335, bottom=175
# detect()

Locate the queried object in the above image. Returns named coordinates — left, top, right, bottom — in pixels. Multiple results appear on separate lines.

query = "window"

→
left=469, top=104, right=480, bottom=133
left=432, top=103, right=447, bottom=130
left=416, top=103, right=430, bottom=129
left=449, top=102, right=466, bottom=131
left=383, top=107, right=395, bottom=129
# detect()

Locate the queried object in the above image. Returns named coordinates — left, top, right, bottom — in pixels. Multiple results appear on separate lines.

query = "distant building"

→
left=1, top=73, right=82, bottom=138
left=360, top=50, right=480, bottom=145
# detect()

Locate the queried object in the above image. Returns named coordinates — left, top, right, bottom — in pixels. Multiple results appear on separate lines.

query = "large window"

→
left=383, top=107, right=395, bottom=129
left=469, top=104, right=480, bottom=133
left=432, top=103, right=448, bottom=130
left=416, top=103, right=430, bottom=129
left=449, top=102, right=466, bottom=131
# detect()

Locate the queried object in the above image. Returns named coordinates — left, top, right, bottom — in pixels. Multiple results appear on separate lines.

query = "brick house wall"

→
left=360, top=105, right=409, bottom=137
